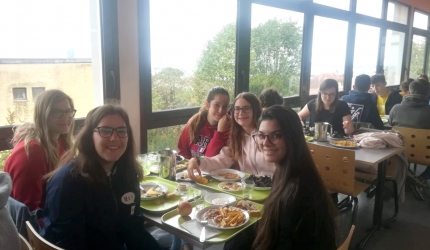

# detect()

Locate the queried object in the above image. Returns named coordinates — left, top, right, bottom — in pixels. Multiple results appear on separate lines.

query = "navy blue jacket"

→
left=341, top=90, right=384, bottom=130
left=43, top=162, right=160, bottom=250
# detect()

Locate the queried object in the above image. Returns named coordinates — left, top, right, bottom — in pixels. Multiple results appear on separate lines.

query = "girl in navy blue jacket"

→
left=43, top=104, right=161, bottom=250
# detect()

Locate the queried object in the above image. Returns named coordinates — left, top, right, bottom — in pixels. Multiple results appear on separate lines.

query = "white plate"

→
left=196, top=205, right=250, bottom=229
left=329, top=141, right=360, bottom=149
left=218, top=181, right=243, bottom=192
left=327, top=135, right=349, bottom=141
left=140, top=183, right=168, bottom=200
left=149, top=165, right=159, bottom=174
left=210, top=169, right=246, bottom=181
left=176, top=171, right=208, bottom=181
left=205, top=193, right=236, bottom=206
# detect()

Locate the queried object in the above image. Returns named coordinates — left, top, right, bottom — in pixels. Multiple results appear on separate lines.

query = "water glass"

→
left=193, top=190, right=206, bottom=210
left=177, top=183, right=192, bottom=201
left=241, top=179, right=255, bottom=199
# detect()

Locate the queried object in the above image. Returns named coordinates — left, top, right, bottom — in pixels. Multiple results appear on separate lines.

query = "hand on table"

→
left=187, top=157, right=202, bottom=181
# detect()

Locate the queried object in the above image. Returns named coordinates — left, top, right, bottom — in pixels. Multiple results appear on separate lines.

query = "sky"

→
left=0, top=0, right=423, bottom=80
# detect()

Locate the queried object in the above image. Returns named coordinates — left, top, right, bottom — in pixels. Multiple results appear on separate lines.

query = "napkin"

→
left=180, top=219, right=222, bottom=240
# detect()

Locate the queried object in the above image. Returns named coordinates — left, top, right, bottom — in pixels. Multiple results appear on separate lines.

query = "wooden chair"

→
left=307, top=143, right=370, bottom=226
left=355, top=156, right=399, bottom=225
left=26, top=221, right=65, bottom=250
left=393, top=126, right=430, bottom=200
left=19, top=233, right=32, bottom=250
left=337, top=225, right=355, bottom=250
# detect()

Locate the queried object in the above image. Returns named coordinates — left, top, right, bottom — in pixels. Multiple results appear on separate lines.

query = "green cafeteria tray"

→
left=140, top=176, right=198, bottom=214
left=161, top=201, right=263, bottom=244
left=196, top=179, right=270, bottom=202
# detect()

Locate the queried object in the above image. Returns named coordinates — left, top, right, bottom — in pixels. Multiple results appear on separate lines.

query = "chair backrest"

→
left=307, top=143, right=356, bottom=196
left=19, top=233, right=32, bottom=250
left=393, top=126, right=430, bottom=166
left=25, top=221, right=64, bottom=250
left=337, top=225, right=355, bottom=250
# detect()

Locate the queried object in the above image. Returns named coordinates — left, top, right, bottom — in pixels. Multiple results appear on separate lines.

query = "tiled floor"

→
left=156, top=165, right=430, bottom=250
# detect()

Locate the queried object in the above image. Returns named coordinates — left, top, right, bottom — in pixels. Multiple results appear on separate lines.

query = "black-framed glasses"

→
left=252, top=131, right=283, bottom=145
left=93, top=126, right=129, bottom=138
left=51, top=109, right=77, bottom=118
left=320, top=92, right=336, bottom=98
left=233, top=106, right=252, bottom=113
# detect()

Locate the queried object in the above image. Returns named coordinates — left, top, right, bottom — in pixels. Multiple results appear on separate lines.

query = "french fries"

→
left=205, top=207, right=246, bottom=228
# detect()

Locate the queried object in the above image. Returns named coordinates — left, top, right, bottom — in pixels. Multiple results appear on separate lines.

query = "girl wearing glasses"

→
left=177, top=86, right=230, bottom=159
left=187, top=92, right=275, bottom=180
left=4, top=89, right=75, bottom=211
left=298, top=79, right=354, bottom=135
left=43, top=104, right=161, bottom=250
left=225, top=106, right=337, bottom=250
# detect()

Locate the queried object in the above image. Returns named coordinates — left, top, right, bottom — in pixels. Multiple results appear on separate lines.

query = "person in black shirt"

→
left=298, top=79, right=354, bottom=135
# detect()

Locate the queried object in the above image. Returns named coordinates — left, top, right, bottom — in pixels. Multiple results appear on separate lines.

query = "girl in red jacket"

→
left=177, top=86, right=231, bottom=159
left=4, top=90, right=75, bottom=211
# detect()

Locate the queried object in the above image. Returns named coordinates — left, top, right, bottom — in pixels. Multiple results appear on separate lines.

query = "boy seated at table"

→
left=370, top=74, right=402, bottom=116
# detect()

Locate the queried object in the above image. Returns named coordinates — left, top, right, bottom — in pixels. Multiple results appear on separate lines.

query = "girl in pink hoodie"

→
left=187, top=92, right=276, bottom=178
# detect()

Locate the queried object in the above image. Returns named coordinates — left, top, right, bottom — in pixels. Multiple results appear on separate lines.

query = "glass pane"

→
left=356, top=0, right=382, bottom=18
left=413, top=11, right=429, bottom=30
left=313, top=0, right=350, bottom=11
left=310, top=16, right=348, bottom=95
left=150, top=0, right=236, bottom=111
left=0, top=0, right=103, bottom=126
left=147, top=125, right=185, bottom=152
left=250, top=4, right=303, bottom=97
left=383, top=30, right=405, bottom=86
left=387, top=2, right=408, bottom=25
left=410, top=35, right=427, bottom=77
left=353, top=24, right=379, bottom=82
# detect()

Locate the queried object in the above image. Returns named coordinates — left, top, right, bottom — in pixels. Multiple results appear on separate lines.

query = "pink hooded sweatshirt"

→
left=199, top=133, right=276, bottom=175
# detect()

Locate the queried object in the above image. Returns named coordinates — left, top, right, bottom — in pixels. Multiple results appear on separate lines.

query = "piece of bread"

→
left=249, top=210, right=261, bottom=217
left=147, top=187, right=162, bottom=197
left=165, top=192, right=177, bottom=199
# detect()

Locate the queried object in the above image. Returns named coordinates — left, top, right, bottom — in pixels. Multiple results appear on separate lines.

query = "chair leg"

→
left=382, top=178, right=399, bottom=227
left=413, top=163, right=417, bottom=175
left=351, top=197, right=359, bottom=226
left=338, top=196, right=353, bottom=211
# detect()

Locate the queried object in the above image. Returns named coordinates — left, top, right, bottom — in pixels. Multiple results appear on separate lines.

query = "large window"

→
left=387, top=1, right=408, bottom=25
left=310, top=16, right=348, bottom=95
left=356, top=0, right=382, bottom=19
left=249, top=4, right=303, bottom=97
left=413, top=11, right=429, bottom=30
left=0, top=0, right=103, bottom=126
left=313, top=0, right=350, bottom=11
left=383, top=30, right=405, bottom=86
left=148, top=125, right=185, bottom=152
left=409, top=35, right=427, bottom=77
left=353, top=24, right=379, bottom=81
left=149, top=0, right=236, bottom=111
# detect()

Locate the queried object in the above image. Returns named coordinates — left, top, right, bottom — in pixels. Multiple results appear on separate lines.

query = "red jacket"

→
left=4, top=139, right=65, bottom=211
left=177, top=121, right=229, bottom=159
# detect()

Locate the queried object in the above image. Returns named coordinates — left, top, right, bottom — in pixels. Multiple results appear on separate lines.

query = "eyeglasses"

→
left=252, top=131, right=283, bottom=145
left=51, top=109, right=77, bottom=118
left=321, top=92, right=336, bottom=98
left=233, top=106, right=252, bottom=113
left=93, top=126, right=128, bottom=138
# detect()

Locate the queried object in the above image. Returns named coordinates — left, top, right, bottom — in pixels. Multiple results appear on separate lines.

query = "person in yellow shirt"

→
left=370, top=74, right=403, bottom=116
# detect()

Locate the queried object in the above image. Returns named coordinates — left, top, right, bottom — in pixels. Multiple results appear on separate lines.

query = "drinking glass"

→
left=241, top=179, right=255, bottom=199
left=177, top=182, right=191, bottom=201
left=193, top=190, right=206, bottom=210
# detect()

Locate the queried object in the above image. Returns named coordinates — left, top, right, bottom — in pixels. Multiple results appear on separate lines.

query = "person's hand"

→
left=301, top=120, right=305, bottom=127
left=343, top=120, right=351, bottom=129
left=217, top=114, right=231, bottom=132
left=187, top=157, right=201, bottom=181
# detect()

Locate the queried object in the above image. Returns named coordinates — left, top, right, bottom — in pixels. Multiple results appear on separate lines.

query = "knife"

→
left=199, top=220, right=207, bottom=242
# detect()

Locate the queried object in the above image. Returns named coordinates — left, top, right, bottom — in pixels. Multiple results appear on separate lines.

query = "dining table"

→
left=309, top=140, right=404, bottom=249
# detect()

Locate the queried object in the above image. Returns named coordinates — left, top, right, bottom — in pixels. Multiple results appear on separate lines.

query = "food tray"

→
left=196, top=179, right=270, bottom=202
left=161, top=200, right=263, bottom=244
left=140, top=176, right=198, bottom=213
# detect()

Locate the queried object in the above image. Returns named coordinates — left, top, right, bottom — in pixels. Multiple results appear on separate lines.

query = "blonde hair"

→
left=12, top=89, right=74, bottom=172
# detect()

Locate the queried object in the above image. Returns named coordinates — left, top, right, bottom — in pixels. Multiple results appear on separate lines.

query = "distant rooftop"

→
left=0, top=58, right=91, bottom=64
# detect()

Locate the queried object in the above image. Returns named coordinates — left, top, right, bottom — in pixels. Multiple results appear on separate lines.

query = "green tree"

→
left=409, top=40, right=426, bottom=77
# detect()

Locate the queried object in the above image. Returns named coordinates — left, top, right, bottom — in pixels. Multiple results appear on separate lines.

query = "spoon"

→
left=199, top=220, right=208, bottom=242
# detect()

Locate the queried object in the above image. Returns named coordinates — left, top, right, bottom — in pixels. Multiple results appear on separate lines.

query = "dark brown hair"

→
left=316, top=79, right=339, bottom=113
left=46, top=104, right=142, bottom=184
left=230, top=92, right=262, bottom=160
left=253, top=105, right=337, bottom=249
left=188, top=86, right=229, bottom=142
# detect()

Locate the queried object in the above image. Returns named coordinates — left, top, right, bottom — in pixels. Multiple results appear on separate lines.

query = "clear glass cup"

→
left=177, top=182, right=191, bottom=201
left=193, top=190, right=206, bottom=210
left=241, top=179, right=255, bottom=199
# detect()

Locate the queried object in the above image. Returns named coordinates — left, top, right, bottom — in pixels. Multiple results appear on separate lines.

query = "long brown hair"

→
left=12, top=89, right=74, bottom=172
left=316, top=79, right=339, bottom=113
left=46, top=104, right=142, bottom=184
left=188, top=86, right=229, bottom=142
left=230, top=92, right=261, bottom=160
left=253, top=106, right=336, bottom=250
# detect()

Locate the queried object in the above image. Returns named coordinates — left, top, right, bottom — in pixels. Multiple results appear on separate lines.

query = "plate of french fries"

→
left=196, top=205, right=250, bottom=229
left=329, top=140, right=360, bottom=149
left=210, top=169, right=246, bottom=182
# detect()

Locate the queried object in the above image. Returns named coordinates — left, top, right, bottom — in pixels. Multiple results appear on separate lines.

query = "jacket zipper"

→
left=108, top=175, right=118, bottom=220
